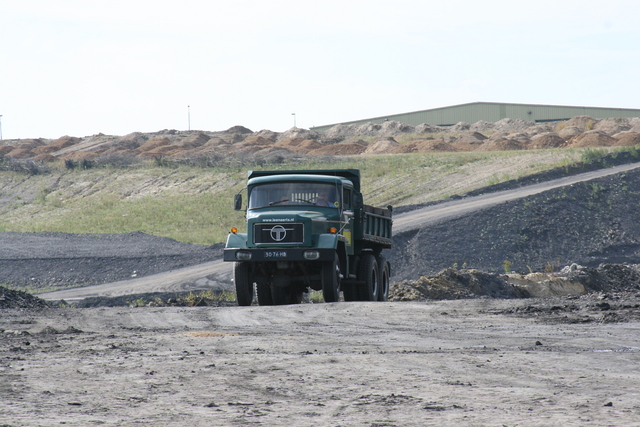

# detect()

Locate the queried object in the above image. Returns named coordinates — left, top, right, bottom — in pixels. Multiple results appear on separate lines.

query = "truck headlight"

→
left=236, top=250, right=252, bottom=260
left=303, top=250, right=320, bottom=260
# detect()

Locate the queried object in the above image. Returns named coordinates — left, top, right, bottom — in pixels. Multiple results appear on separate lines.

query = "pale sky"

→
left=1, top=0, right=639, bottom=140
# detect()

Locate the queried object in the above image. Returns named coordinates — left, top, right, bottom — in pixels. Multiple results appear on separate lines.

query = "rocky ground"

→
left=2, top=297, right=639, bottom=426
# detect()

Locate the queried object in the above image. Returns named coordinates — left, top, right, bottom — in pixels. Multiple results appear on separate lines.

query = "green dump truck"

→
left=223, top=169, right=392, bottom=305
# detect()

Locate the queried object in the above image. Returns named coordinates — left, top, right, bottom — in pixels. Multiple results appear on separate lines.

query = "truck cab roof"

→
left=247, top=169, right=361, bottom=192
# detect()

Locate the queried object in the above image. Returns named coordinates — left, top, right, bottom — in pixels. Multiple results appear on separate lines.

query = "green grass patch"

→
left=0, top=149, right=599, bottom=244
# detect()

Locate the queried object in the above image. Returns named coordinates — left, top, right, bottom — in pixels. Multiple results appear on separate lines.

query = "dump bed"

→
left=362, top=204, right=393, bottom=248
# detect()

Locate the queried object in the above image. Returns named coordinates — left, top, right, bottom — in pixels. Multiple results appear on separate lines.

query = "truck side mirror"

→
left=353, top=193, right=363, bottom=209
left=234, top=194, right=243, bottom=211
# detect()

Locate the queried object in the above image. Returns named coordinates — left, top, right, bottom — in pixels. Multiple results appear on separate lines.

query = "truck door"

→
left=341, top=186, right=355, bottom=256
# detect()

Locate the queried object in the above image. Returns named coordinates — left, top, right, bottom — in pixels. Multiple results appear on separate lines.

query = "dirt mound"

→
left=255, top=129, right=279, bottom=142
left=449, top=122, right=471, bottom=132
left=275, top=127, right=320, bottom=142
left=390, top=268, right=529, bottom=301
left=231, top=135, right=275, bottom=154
left=493, top=118, right=534, bottom=132
left=448, top=132, right=488, bottom=151
left=530, top=132, right=566, bottom=149
left=363, top=137, right=399, bottom=154
left=389, top=139, right=456, bottom=153
left=15, top=139, right=46, bottom=150
left=594, top=117, right=631, bottom=135
left=557, top=125, right=583, bottom=141
left=32, top=145, right=59, bottom=155
left=0, top=286, right=50, bottom=309
left=226, top=125, right=253, bottom=134
left=613, top=132, right=640, bottom=146
left=478, top=137, right=524, bottom=151
left=274, top=137, right=323, bottom=153
left=60, top=151, right=100, bottom=162
left=380, top=120, right=414, bottom=134
left=49, top=135, right=82, bottom=151
left=559, top=116, right=598, bottom=131
left=415, top=123, right=446, bottom=134
left=309, top=139, right=368, bottom=155
left=0, top=146, right=14, bottom=156
left=175, top=132, right=211, bottom=148
left=389, top=264, right=640, bottom=301
left=137, top=136, right=172, bottom=152
left=33, top=153, right=57, bottom=162
left=469, top=121, right=495, bottom=132
left=5, top=148, right=34, bottom=159
left=568, top=131, right=619, bottom=148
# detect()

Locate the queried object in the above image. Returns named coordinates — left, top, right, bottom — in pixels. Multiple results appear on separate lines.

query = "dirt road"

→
left=2, top=297, right=639, bottom=426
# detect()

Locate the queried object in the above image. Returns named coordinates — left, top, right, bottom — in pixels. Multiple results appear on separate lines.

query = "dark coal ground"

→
left=389, top=165, right=640, bottom=281
left=2, top=151, right=640, bottom=308
left=0, top=232, right=223, bottom=290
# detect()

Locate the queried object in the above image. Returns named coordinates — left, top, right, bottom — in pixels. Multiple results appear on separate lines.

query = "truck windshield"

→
left=248, top=183, right=340, bottom=209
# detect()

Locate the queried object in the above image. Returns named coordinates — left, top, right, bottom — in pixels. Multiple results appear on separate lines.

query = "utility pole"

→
left=0, top=115, right=3, bottom=140
left=188, top=106, right=191, bottom=131
left=292, top=113, right=296, bottom=128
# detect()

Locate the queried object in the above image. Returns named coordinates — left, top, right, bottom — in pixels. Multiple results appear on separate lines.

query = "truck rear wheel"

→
left=234, top=262, right=253, bottom=306
left=377, top=256, right=390, bottom=301
left=322, top=254, right=341, bottom=303
left=358, top=254, right=379, bottom=301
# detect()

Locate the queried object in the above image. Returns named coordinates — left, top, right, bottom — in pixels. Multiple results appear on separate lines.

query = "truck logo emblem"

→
left=270, top=225, right=287, bottom=241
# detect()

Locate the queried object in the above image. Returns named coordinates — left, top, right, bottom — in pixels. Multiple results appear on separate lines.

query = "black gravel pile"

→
left=0, top=286, right=50, bottom=309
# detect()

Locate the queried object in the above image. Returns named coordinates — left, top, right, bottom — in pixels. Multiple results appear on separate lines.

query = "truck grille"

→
left=254, top=223, right=304, bottom=244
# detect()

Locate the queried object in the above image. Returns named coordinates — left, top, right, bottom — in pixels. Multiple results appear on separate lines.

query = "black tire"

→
left=234, top=262, right=253, bottom=306
left=322, top=254, right=341, bottom=303
left=256, top=281, right=274, bottom=306
left=377, top=256, right=390, bottom=302
left=358, top=254, right=379, bottom=301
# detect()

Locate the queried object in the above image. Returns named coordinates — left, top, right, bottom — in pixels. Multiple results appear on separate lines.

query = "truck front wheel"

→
left=234, top=262, right=253, bottom=306
left=358, top=254, right=379, bottom=301
left=322, top=254, right=341, bottom=303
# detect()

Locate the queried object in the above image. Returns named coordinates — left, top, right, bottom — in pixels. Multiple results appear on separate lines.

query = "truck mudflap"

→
left=224, top=247, right=337, bottom=262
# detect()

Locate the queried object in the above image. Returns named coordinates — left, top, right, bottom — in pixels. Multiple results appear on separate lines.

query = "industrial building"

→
left=310, top=102, right=640, bottom=131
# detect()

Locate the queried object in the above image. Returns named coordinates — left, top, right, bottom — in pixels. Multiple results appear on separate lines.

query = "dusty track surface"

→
left=2, top=297, right=640, bottom=426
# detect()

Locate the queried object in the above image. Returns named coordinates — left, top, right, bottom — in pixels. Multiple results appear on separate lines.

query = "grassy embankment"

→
left=0, top=149, right=605, bottom=245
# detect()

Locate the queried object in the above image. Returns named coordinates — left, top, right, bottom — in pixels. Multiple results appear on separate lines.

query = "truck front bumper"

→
left=224, top=247, right=336, bottom=262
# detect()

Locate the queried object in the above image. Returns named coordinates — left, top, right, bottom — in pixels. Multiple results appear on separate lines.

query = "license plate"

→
left=265, top=251, right=287, bottom=258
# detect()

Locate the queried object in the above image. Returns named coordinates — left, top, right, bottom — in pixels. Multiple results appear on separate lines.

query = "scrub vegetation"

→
left=0, top=147, right=626, bottom=245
